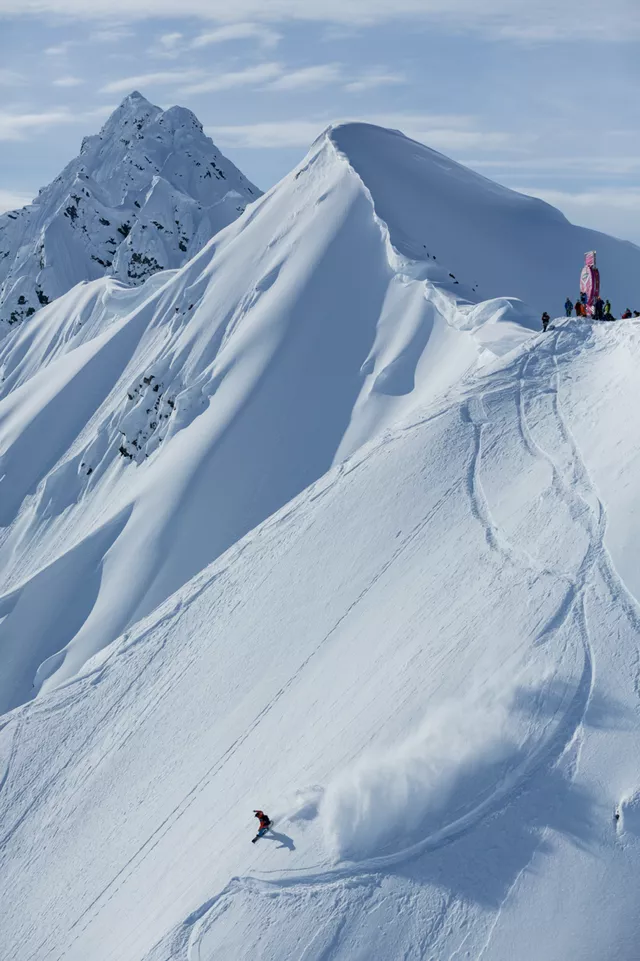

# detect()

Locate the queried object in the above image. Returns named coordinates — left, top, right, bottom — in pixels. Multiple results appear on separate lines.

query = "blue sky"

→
left=1, top=1, right=639, bottom=242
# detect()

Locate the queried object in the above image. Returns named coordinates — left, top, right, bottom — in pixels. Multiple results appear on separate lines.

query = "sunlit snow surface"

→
left=0, top=91, right=259, bottom=335
left=0, top=122, right=640, bottom=961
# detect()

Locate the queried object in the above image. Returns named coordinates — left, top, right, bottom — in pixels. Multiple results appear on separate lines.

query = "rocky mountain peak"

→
left=0, top=93, right=260, bottom=335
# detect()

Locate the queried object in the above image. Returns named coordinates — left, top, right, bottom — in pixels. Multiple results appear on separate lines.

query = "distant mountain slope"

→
left=0, top=91, right=260, bottom=334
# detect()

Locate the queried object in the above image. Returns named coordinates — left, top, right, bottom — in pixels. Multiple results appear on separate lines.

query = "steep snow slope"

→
left=1, top=320, right=639, bottom=961
left=0, top=122, right=638, bottom=717
left=0, top=91, right=259, bottom=334
left=330, top=123, right=640, bottom=313
left=0, top=123, right=539, bottom=712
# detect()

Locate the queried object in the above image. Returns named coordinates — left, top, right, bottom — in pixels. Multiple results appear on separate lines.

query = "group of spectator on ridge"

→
left=541, top=295, right=639, bottom=332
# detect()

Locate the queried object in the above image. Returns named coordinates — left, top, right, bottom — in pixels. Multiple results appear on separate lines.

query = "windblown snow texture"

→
left=1, top=121, right=640, bottom=961
left=0, top=91, right=259, bottom=334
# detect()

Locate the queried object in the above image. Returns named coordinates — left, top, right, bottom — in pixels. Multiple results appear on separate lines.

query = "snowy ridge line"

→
left=325, top=127, right=462, bottom=321
left=326, top=124, right=465, bottom=296
left=326, top=129, right=411, bottom=280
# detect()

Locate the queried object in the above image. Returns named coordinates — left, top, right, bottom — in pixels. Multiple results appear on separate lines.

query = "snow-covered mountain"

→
left=1, top=120, right=640, bottom=710
left=0, top=91, right=259, bottom=334
left=1, top=121, right=640, bottom=961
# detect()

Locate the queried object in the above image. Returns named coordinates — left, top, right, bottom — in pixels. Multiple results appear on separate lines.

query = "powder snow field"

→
left=0, top=92, right=259, bottom=335
left=1, top=121, right=640, bottom=960
left=2, top=320, right=640, bottom=961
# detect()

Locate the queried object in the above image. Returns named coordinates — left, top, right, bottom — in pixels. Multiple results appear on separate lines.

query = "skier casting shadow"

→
left=251, top=810, right=296, bottom=850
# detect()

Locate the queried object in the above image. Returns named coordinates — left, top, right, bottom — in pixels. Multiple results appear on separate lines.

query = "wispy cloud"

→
left=407, top=127, right=513, bottom=150
left=105, top=61, right=348, bottom=97
left=345, top=70, right=405, bottom=92
left=52, top=75, right=85, bottom=87
left=44, top=44, right=73, bottom=56
left=0, top=188, right=34, bottom=212
left=104, top=57, right=407, bottom=98
left=147, top=31, right=184, bottom=59
left=2, top=1, right=638, bottom=42
left=512, top=185, right=640, bottom=243
left=179, top=63, right=283, bottom=95
left=515, top=186, right=640, bottom=212
left=89, top=26, right=134, bottom=42
left=268, top=63, right=343, bottom=91
left=101, top=70, right=203, bottom=94
left=0, top=106, right=112, bottom=141
left=207, top=112, right=514, bottom=150
left=191, top=22, right=281, bottom=49
left=158, top=32, right=183, bottom=49
left=0, top=69, right=26, bottom=86
left=207, top=120, right=325, bottom=149
left=471, top=155, right=640, bottom=177
left=0, top=109, right=79, bottom=141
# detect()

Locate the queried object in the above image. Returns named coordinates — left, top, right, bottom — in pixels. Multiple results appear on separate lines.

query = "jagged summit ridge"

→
left=0, top=92, right=260, bottom=333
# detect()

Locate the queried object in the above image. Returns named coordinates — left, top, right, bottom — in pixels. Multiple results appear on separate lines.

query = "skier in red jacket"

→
left=252, top=810, right=273, bottom=843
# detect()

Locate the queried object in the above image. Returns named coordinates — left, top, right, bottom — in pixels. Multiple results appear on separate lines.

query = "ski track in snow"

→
left=1, top=114, right=640, bottom=961
left=1, top=321, right=639, bottom=961
left=6, top=320, right=639, bottom=961
left=143, top=323, right=614, bottom=961
left=476, top=323, right=640, bottom=959
left=0, top=464, right=352, bottom=895
left=37, top=472, right=468, bottom=961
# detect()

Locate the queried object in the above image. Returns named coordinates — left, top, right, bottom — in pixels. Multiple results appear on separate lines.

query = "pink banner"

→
left=580, top=251, right=600, bottom=316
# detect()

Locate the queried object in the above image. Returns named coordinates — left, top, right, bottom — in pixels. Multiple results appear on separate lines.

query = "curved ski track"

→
left=14, top=322, right=640, bottom=961
left=145, top=324, right=615, bottom=961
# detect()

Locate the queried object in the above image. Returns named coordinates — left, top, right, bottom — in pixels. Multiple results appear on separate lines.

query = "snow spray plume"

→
left=320, top=693, right=515, bottom=862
